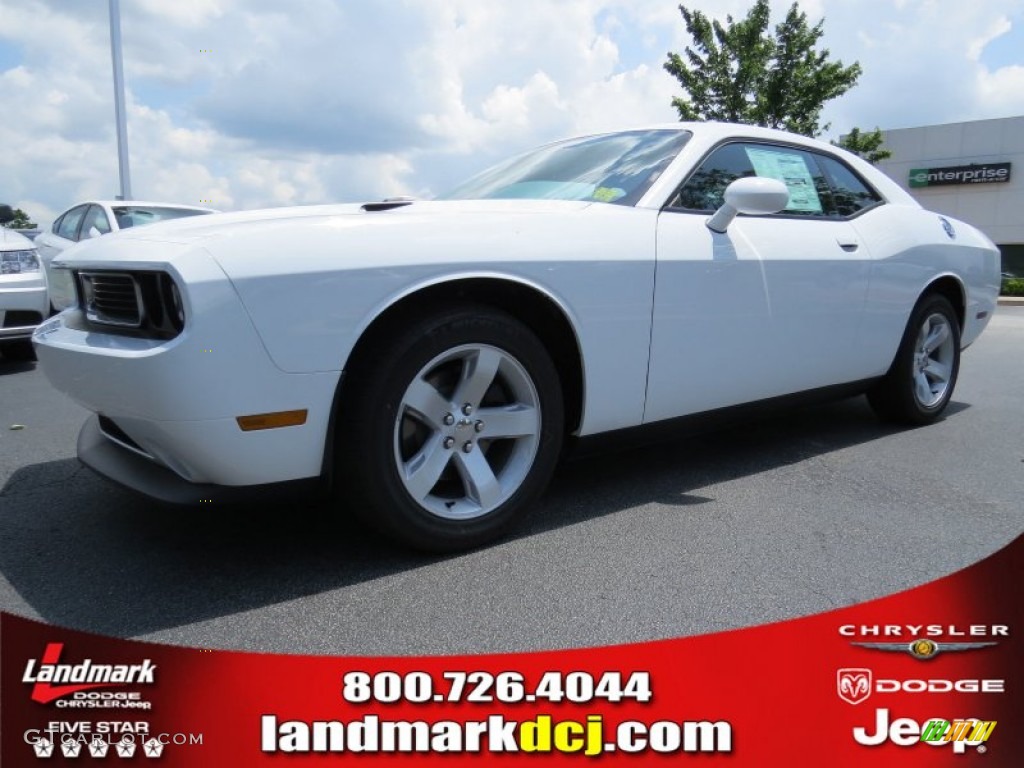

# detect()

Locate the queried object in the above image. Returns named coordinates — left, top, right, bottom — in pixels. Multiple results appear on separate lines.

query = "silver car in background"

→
left=0, top=227, right=48, bottom=360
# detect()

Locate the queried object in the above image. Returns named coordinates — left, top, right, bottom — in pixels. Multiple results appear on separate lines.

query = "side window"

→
left=744, top=145, right=830, bottom=217
left=671, top=142, right=834, bottom=218
left=56, top=205, right=88, bottom=241
left=113, top=208, right=135, bottom=229
left=671, top=144, right=754, bottom=211
left=80, top=205, right=112, bottom=238
left=815, top=155, right=882, bottom=217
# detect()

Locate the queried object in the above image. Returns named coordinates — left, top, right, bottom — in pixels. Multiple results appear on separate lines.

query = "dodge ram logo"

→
left=838, top=668, right=872, bottom=705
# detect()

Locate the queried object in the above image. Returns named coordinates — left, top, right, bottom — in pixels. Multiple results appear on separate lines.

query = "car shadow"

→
left=0, top=358, right=36, bottom=376
left=0, top=395, right=969, bottom=638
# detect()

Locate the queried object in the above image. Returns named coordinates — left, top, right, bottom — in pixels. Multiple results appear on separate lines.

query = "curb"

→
left=997, top=296, right=1024, bottom=306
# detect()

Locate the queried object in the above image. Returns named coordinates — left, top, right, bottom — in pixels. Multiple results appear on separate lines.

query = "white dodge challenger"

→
left=33, top=123, right=1000, bottom=550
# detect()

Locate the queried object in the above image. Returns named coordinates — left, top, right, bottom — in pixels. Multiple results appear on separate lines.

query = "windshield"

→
left=112, top=206, right=211, bottom=229
left=439, top=129, right=691, bottom=206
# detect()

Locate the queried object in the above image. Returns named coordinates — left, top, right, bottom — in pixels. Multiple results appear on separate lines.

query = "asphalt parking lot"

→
left=2, top=307, right=1022, bottom=656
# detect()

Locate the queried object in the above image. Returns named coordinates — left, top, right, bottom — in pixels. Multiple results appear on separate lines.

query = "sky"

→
left=2, top=0, right=1023, bottom=226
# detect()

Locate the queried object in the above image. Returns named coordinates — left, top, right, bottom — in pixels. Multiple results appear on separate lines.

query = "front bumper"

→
left=78, top=414, right=323, bottom=505
left=0, top=272, right=48, bottom=340
left=33, top=251, right=341, bottom=488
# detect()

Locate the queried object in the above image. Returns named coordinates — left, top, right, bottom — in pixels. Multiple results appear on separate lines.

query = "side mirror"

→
left=706, top=177, right=790, bottom=233
left=88, top=226, right=103, bottom=239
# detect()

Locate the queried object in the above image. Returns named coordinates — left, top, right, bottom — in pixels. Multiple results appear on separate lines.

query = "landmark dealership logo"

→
left=22, top=643, right=157, bottom=704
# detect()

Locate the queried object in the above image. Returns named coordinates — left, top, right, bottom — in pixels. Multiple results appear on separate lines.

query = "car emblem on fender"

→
left=837, top=668, right=872, bottom=704
left=850, top=638, right=997, bottom=660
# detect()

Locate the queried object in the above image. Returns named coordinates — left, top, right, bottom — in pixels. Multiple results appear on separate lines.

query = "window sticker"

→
left=592, top=186, right=625, bottom=203
left=745, top=147, right=823, bottom=213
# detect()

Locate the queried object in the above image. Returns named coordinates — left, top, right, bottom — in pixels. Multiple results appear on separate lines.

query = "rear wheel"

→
left=867, top=293, right=960, bottom=425
left=338, top=306, right=563, bottom=551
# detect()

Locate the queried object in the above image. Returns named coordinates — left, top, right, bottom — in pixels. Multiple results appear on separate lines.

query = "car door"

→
left=645, top=141, right=875, bottom=424
left=37, top=204, right=88, bottom=262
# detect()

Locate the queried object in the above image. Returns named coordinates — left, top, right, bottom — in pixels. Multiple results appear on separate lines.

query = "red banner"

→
left=3, top=534, right=1021, bottom=765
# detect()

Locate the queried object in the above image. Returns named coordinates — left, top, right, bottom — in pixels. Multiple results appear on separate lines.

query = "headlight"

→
left=159, top=273, right=185, bottom=332
left=0, top=249, right=40, bottom=274
left=73, top=269, right=186, bottom=339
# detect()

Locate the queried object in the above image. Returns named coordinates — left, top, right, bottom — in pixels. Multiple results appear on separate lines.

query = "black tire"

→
left=337, top=306, right=564, bottom=552
left=1, top=339, right=36, bottom=361
left=867, top=293, right=960, bottom=425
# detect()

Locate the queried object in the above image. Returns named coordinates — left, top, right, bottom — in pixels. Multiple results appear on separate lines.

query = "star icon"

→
left=143, top=738, right=165, bottom=757
left=89, top=737, right=110, bottom=758
left=116, top=738, right=137, bottom=758
left=61, top=739, right=83, bottom=757
left=33, top=737, right=54, bottom=758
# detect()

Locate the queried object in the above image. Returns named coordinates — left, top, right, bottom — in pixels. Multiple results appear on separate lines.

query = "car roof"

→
left=62, top=201, right=220, bottom=214
left=573, top=122, right=844, bottom=153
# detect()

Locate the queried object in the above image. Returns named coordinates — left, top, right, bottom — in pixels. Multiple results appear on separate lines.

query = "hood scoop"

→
left=361, top=198, right=414, bottom=212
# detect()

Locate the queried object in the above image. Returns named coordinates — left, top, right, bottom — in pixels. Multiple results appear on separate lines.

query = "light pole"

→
left=108, top=0, right=132, bottom=200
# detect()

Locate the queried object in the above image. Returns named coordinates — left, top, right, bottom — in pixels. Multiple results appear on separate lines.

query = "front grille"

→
left=80, top=272, right=143, bottom=328
left=71, top=269, right=185, bottom=340
left=2, top=310, right=43, bottom=328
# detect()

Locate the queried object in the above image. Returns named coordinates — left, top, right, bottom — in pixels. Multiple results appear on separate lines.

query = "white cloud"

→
left=817, top=0, right=1024, bottom=136
left=134, top=0, right=229, bottom=29
left=976, top=64, right=1024, bottom=115
left=967, top=15, right=1012, bottom=62
left=0, top=1, right=1022, bottom=226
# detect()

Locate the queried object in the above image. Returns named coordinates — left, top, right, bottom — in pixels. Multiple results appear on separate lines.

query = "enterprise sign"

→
left=910, top=163, right=1011, bottom=188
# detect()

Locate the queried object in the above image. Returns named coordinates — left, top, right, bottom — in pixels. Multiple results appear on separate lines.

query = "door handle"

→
left=837, top=239, right=859, bottom=252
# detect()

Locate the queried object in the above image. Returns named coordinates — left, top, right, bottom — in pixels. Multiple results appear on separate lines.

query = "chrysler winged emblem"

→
left=850, top=638, right=997, bottom=660
left=837, top=668, right=872, bottom=705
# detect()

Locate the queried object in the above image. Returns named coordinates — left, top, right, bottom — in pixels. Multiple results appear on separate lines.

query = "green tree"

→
left=833, top=127, right=892, bottom=164
left=0, top=205, right=37, bottom=229
left=664, top=0, right=861, bottom=137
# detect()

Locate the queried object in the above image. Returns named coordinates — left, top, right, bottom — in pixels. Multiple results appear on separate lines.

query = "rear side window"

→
left=80, top=205, right=112, bottom=238
left=669, top=142, right=881, bottom=219
left=816, top=155, right=882, bottom=216
left=56, top=205, right=88, bottom=241
left=112, top=206, right=209, bottom=229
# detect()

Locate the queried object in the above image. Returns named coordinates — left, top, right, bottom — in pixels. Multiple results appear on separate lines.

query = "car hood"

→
left=0, top=227, right=35, bottom=251
left=50, top=199, right=602, bottom=272
left=64, top=199, right=593, bottom=246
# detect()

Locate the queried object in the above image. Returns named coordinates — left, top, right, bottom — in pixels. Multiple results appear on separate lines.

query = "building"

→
left=875, top=116, right=1023, bottom=276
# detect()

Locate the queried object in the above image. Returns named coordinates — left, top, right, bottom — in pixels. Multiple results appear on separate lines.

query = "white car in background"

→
left=0, top=227, right=48, bottom=360
left=35, top=201, right=217, bottom=309
left=33, top=124, right=1001, bottom=551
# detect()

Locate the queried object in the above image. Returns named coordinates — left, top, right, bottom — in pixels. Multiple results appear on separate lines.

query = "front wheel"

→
left=867, top=293, right=961, bottom=425
left=338, top=307, right=564, bottom=551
